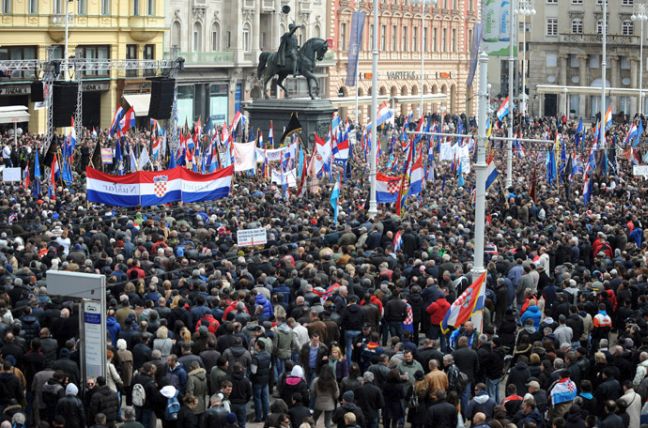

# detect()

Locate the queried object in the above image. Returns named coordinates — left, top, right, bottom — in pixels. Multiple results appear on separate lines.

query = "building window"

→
left=546, top=52, right=557, bottom=67
left=468, top=0, right=473, bottom=11
left=144, top=44, right=154, bottom=76
left=596, top=20, right=607, bottom=34
left=381, top=24, right=387, bottom=51
left=172, top=21, right=181, bottom=51
left=423, top=27, right=428, bottom=51
left=126, top=44, right=137, bottom=77
left=133, top=0, right=139, bottom=16
left=77, top=0, right=87, bottom=15
left=147, top=0, right=154, bottom=15
left=1, top=0, right=11, bottom=14
left=569, top=53, right=580, bottom=67
left=53, top=0, right=62, bottom=14
left=571, top=18, right=583, bottom=33
left=211, top=22, right=220, bottom=51
left=622, top=0, right=633, bottom=4
left=452, top=28, right=457, bottom=52
left=193, top=22, right=203, bottom=51
left=402, top=26, right=408, bottom=51
left=589, top=54, right=600, bottom=68
left=314, top=25, right=321, bottom=38
left=77, top=45, right=110, bottom=76
left=227, top=31, right=231, bottom=48
left=340, top=23, right=347, bottom=50
left=413, top=27, right=418, bottom=52
left=101, top=0, right=110, bottom=15
left=621, top=56, right=631, bottom=69
left=0, top=46, right=37, bottom=78
left=442, top=28, right=447, bottom=52
left=622, top=20, right=633, bottom=35
left=596, top=0, right=608, bottom=4
left=546, top=18, right=558, bottom=36
left=433, top=28, right=437, bottom=52
left=547, top=0, right=557, bottom=3
left=369, top=24, right=374, bottom=51
left=571, top=0, right=583, bottom=3
left=392, top=25, right=398, bottom=51
left=28, top=0, right=37, bottom=14
left=242, top=23, right=250, bottom=52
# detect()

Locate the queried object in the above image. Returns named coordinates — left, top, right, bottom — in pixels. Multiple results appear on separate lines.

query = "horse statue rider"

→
left=277, top=23, right=304, bottom=78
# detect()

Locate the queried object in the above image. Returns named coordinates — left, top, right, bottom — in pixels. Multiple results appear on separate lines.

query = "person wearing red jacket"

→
left=426, top=294, right=451, bottom=351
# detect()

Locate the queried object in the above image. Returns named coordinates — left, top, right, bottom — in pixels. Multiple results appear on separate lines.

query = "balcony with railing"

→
left=559, top=33, right=639, bottom=45
left=164, top=51, right=235, bottom=66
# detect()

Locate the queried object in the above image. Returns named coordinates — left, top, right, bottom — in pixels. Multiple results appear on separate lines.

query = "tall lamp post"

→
left=601, top=0, right=607, bottom=147
left=516, top=0, right=535, bottom=117
left=368, top=0, right=379, bottom=218
left=505, top=0, right=516, bottom=189
left=415, top=0, right=438, bottom=118
left=632, top=3, right=647, bottom=115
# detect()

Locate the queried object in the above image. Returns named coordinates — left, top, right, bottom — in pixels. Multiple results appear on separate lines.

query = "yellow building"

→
left=0, top=0, right=166, bottom=133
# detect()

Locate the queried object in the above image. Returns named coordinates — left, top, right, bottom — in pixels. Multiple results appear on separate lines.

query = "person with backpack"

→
left=89, top=376, right=120, bottom=428
left=229, top=362, right=253, bottom=428
left=131, top=362, right=159, bottom=428
left=160, top=385, right=181, bottom=428
left=40, top=370, right=67, bottom=424
left=54, top=383, right=86, bottom=428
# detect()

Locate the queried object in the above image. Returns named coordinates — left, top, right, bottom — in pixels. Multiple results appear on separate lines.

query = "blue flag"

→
left=330, top=174, right=341, bottom=224
left=32, top=149, right=41, bottom=198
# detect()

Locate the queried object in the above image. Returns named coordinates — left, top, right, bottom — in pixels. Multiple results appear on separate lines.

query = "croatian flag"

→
left=513, top=137, right=526, bottom=158
left=119, top=107, right=136, bottom=135
left=230, top=111, right=245, bottom=134
left=496, top=97, right=510, bottom=122
left=68, top=117, right=77, bottom=151
left=393, top=230, right=403, bottom=252
left=409, top=153, right=424, bottom=195
left=604, top=106, right=613, bottom=131
left=334, top=137, right=350, bottom=160
left=441, top=271, right=487, bottom=332
left=625, top=122, right=638, bottom=146
left=485, top=154, right=499, bottom=190
left=86, top=165, right=233, bottom=207
left=366, top=101, right=394, bottom=131
left=110, top=107, right=126, bottom=137
left=313, top=133, right=332, bottom=175
left=376, top=172, right=402, bottom=203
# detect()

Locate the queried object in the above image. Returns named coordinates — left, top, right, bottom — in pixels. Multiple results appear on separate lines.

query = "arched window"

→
left=243, top=23, right=251, bottom=52
left=211, top=22, right=220, bottom=51
left=172, top=21, right=182, bottom=50
left=571, top=18, right=583, bottom=34
left=193, top=22, right=203, bottom=51
left=623, top=20, right=634, bottom=36
left=596, top=19, right=607, bottom=35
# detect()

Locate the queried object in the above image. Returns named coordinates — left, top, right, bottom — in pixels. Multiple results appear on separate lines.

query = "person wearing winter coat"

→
left=228, top=363, right=252, bottom=428
left=312, top=365, right=340, bottom=428
left=507, top=356, right=532, bottom=400
left=54, top=383, right=86, bottom=428
left=465, top=384, right=496, bottom=420
left=426, top=390, right=458, bottom=428
left=89, top=376, right=120, bottom=427
left=619, top=381, right=641, bottom=428
left=633, top=352, right=648, bottom=388
left=520, top=302, right=542, bottom=329
left=251, top=339, right=273, bottom=422
left=272, top=321, right=294, bottom=378
left=513, top=398, right=544, bottom=428
left=255, top=293, right=273, bottom=322
left=176, top=395, right=199, bottom=428
left=279, top=365, right=309, bottom=405
left=185, top=361, right=208, bottom=415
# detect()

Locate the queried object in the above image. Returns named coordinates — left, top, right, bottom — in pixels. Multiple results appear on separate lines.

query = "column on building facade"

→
left=579, top=55, right=588, bottom=118
left=610, top=55, right=620, bottom=111
left=559, top=54, right=568, bottom=116
left=630, top=58, right=639, bottom=115
left=272, top=0, right=282, bottom=50
left=232, top=0, right=244, bottom=63
left=253, top=0, right=261, bottom=59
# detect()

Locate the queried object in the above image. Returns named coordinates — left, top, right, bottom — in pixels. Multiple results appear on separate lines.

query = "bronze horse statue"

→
left=257, top=37, right=329, bottom=100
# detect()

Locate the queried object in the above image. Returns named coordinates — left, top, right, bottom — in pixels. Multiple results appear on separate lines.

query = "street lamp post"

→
left=632, top=3, right=647, bottom=115
left=416, top=0, right=438, bottom=118
left=601, top=0, right=607, bottom=147
left=516, top=0, right=535, bottom=117
left=505, top=0, right=517, bottom=189
left=368, top=0, right=379, bottom=218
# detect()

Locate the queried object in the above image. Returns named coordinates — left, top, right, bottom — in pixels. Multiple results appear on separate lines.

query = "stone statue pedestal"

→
left=244, top=98, right=337, bottom=147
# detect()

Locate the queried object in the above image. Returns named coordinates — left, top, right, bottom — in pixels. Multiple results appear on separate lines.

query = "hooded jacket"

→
left=520, top=305, right=542, bottom=328
left=255, top=294, right=273, bottom=320
left=465, top=391, right=496, bottom=419
left=279, top=367, right=309, bottom=405
left=186, top=367, right=208, bottom=414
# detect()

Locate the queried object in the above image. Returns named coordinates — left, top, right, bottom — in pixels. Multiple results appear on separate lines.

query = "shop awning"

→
left=123, top=94, right=151, bottom=117
left=0, top=106, right=29, bottom=124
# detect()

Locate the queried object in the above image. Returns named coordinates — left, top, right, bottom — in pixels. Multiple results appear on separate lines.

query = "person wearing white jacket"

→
left=106, top=348, right=124, bottom=393
left=620, top=380, right=642, bottom=428
left=633, top=352, right=648, bottom=388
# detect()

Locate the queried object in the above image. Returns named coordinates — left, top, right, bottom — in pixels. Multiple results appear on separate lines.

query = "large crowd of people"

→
left=0, top=111, right=646, bottom=428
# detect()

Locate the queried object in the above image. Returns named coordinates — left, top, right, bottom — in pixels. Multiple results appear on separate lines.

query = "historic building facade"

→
left=0, top=0, right=166, bottom=132
left=166, top=0, right=331, bottom=126
left=328, top=0, right=478, bottom=122
left=526, top=0, right=644, bottom=118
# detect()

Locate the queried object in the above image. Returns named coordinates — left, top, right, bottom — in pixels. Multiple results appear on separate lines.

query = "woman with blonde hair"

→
left=154, top=326, right=174, bottom=357
left=328, top=345, right=348, bottom=383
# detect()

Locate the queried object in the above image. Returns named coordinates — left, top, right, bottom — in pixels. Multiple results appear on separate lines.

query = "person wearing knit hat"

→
left=54, top=383, right=85, bottom=428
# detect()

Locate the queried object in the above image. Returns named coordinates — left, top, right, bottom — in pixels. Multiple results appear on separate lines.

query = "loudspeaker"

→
left=148, top=78, right=175, bottom=120
left=52, top=81, right=78, bottom=127
left=30, top=81, right=44, bottom=102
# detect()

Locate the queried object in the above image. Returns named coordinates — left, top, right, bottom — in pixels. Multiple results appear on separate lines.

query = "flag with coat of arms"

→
left=441, top=271, right=486, bottom=333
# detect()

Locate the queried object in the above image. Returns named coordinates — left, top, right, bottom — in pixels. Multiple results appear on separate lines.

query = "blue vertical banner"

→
left=345, top=10, right=366, bottom=87
left=466, top=23, right=483, bottom=87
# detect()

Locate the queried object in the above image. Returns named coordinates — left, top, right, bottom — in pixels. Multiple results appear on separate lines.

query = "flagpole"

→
left=472, top=52, right=489, bottom=276
left=368, top=0, right=379, bottom=218
left=506, top=0, right=516, bottom=189
left=601, top=0, right=607, bottom=148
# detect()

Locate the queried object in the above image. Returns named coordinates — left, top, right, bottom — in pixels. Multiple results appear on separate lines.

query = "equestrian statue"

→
left=257, top=23, right=329, bottom=100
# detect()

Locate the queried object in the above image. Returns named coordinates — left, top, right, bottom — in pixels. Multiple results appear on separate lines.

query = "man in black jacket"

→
left=427, top=389, right=458, bottom=428
left=452, top=336, right=480, bottom=417
left=383, top=294, right=407, bottom=345
left=131, top=362, right=159, bottom=428
left=251, top=340, right=272, bottom=422
left=354, top=372, right=384, bottom=428
left=229, top=363, right=252, bottom=428
left=54, top=383, right=86, bottom=428
left=89, top=376, right=119, bottom=427
left=332, top=391, right=365, bottom=428
left=341, top=295, right=366, bottom=368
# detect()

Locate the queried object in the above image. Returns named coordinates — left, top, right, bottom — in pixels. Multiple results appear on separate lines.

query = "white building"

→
left=165, top=0, right=330, bottom=126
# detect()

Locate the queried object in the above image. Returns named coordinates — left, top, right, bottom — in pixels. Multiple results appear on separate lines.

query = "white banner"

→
left=2, top=167, right=20, bottom=182
left=237, top=227, right=268, bottom=247
left=271, top=168, right=297, bottom=188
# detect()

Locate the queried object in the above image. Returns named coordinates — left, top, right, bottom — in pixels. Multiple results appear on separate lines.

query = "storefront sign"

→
left=83, top=81, right=110, bottom=92
left=0, top=85, right=30, bottom=96
left=386, top=71, right=417, bottom=80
